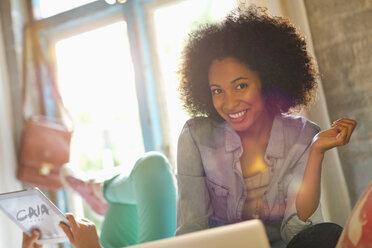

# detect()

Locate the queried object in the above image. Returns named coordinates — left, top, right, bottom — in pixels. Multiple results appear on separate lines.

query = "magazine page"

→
left=0, top=188, right=69, bottom=244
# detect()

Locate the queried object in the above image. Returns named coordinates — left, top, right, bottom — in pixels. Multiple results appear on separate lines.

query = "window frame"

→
left=31, top=0, right=165, bottom=153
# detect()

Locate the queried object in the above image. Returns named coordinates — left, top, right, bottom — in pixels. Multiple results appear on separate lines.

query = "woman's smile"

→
left=228, top=109, right=248, bottom=122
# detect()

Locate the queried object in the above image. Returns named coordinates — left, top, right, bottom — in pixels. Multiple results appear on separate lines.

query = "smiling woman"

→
left=176, top=5, right=357, bottom=248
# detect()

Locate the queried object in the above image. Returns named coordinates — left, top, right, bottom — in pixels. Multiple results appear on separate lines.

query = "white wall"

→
left=0, top=11, right=23, bottom=248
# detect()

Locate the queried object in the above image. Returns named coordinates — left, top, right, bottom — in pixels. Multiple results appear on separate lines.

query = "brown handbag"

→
left=17, top=116, right=72, bottom=190
left=16, top=25, right=73, bottom=191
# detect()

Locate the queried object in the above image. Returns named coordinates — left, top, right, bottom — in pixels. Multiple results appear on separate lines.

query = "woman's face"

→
left=208, top=57, right=270, bottom=134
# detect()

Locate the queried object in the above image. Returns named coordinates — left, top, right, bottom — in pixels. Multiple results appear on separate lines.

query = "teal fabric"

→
left=99, top=152, right=177, bottom=248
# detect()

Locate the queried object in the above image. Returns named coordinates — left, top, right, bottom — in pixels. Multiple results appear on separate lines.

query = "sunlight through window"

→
left=55, top=21, right=145, bottom=175
left=33, top=0, right=98, bottom=19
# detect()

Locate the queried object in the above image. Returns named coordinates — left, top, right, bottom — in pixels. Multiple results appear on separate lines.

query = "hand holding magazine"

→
left=0, top=187, right=69, bottom=244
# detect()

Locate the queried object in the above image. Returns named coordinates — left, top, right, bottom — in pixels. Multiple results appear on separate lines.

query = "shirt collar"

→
left=223, top=122, right=242, bottom=153
left=222, top=115, right=284, bottom=158
left=265, top=115, right=284, bottom=158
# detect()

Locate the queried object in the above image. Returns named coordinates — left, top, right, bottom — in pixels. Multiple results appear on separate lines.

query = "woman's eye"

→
left=236, top=83, right=248, bottom=89
left=211, top=88, right=222, bottom=95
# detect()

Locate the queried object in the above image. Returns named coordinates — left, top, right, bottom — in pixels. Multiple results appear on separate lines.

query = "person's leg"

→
left=286, top=222, right=343, bottom=248
left=131, top=152, right=177, bottom=243
left=99, top=203, right=138, bottom=248
left=100, top=151, right=177, bottom=246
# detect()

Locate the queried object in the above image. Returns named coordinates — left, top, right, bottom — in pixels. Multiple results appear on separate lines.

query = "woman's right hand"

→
left=59, top=213, right=102, bottom=248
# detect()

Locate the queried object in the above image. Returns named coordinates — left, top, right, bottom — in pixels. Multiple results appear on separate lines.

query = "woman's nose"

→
left=223, top=93, right=238, bottom=111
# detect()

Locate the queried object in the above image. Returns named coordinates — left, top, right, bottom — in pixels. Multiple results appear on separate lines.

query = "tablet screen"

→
left=0, top=187, right=69, bottom=244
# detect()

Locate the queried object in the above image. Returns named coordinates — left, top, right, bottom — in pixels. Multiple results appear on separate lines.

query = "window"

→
left=55, top=21, right=144, bottom=173
left=54, top=19, right=146, bottom=231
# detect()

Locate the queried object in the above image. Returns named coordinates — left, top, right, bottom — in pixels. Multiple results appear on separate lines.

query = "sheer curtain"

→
left=243, top=0, right=352, bottom=226
left=0, top=13, right=23, bottom=248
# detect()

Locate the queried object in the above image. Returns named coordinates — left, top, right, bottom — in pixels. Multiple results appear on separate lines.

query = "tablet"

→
left=0, top=187, right=69, bottom=244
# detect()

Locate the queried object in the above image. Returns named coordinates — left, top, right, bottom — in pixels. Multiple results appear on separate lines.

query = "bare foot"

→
left=61, top=164, right=108, bottom=215
left=65, top=176, right=108, bottom=215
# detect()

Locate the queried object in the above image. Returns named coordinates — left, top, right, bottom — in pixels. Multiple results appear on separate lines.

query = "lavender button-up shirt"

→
left=176, top=114, right=323, bottom=247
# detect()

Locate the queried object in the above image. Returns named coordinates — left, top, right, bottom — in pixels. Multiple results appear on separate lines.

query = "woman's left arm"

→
left=295, top=118, right=357, bottom=221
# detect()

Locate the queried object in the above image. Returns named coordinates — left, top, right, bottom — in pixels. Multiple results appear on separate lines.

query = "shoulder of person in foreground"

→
left=336, top=179, right=372, bottom=248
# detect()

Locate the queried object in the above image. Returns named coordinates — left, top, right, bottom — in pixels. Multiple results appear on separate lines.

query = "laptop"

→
left=128, top=219, right=270, bottom=248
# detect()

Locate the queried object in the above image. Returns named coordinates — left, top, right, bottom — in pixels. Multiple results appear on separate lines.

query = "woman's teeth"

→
left=229, top=110, right=246, bottom=119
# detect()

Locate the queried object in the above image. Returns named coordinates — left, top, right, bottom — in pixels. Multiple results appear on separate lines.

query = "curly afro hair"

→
left=178, top=6, right=318, bottom=121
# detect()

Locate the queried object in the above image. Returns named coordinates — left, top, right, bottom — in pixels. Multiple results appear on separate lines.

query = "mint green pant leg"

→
left=100, top=203, right=138, bottom=248
left=99, top=152, right=177, bottom=247
left=131, top=152, right=177, bottom=243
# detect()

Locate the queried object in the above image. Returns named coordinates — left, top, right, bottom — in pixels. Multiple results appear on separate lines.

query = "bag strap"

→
left=21, top=24, right=45, bottom=119
left=22, top=24, right=74, bottom=130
